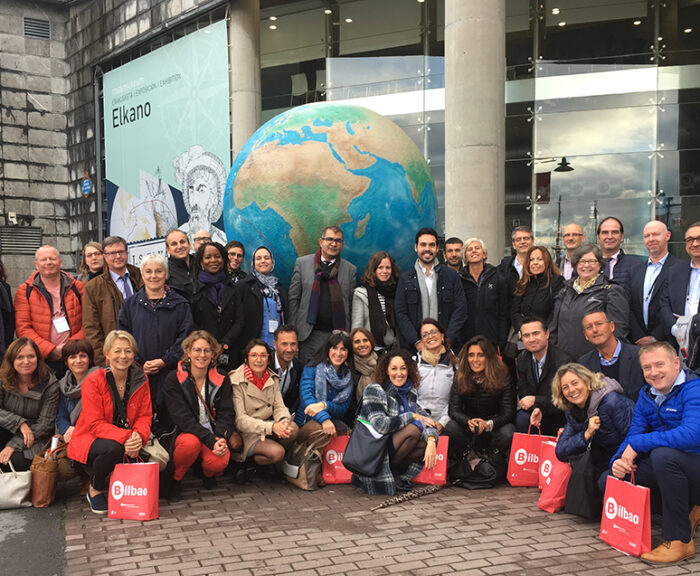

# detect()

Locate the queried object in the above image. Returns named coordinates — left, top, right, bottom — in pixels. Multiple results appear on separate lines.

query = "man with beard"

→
left=395, top=227, right=467, bottom=352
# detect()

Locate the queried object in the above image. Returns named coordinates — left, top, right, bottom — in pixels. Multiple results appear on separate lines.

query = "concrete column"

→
left=444, top=0, right=505, bottom=259
left=228, top=0, right=261, bottom=160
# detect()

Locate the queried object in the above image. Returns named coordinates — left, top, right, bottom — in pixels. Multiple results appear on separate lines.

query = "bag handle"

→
left=195, top=384, right=216, bottom=424
left=527, top=424, right=541, bottom=435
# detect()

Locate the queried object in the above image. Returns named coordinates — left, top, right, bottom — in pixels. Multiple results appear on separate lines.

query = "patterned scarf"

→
left=306, top=250, right=346, bottom=330
left=354, top=351, right=378, bottom=402
left=314, top=362, right=353, bottom=405
left=365, top=281, right=396, bottom=346
left=244, top=364, right=269, bottom=391
left=421, top=345, right=446, bottom=367
left=573, top=273, right=599, bottom=294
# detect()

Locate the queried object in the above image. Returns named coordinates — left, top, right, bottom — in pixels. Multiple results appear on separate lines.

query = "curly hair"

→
left=455, top=336, right=508, bottom=396
left=360, top=251, right=400, bottom=287
left=181, top=330, right=222, bottom=368
left=551, top=363, right=606, bottom=410
left=0, top=338, right=50, bottom=392
left=373, top=348, right=421, bottom=389
left=514, top=246, right=560, bottom=296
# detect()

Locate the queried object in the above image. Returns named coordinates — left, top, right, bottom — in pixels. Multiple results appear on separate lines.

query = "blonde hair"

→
left=551, top=363, right=606, bottom=410
left=103, top=330, right=138, bottom=357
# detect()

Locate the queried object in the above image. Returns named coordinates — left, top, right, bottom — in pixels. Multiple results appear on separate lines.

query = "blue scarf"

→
left=314, top=363, right=353, bottom=406
left=395, top=380, right=424, bottom=431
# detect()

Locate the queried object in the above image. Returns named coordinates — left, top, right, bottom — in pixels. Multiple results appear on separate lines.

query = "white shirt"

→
left=643, top=253, right=668, bottom=326
left=420, top=264, right=435, bottom=296
left=513, top=257, right=524, bottom=279
left=275, top=353, right=292, bottom=397
left=686, top=261, right=700, bottom=316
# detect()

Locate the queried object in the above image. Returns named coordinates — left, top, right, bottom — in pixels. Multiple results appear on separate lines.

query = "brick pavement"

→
left=63, top=477, right=699, bottom=576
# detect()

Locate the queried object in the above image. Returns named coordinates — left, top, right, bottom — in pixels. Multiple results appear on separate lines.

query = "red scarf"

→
left=244, top=364, right=269, bottom=390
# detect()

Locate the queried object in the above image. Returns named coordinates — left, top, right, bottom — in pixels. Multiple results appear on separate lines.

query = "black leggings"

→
left=0, top=426, right=32, bottom=471
left=87, top=439, right=125, bottom=491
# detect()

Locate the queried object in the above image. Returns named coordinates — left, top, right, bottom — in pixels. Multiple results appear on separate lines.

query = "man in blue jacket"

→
left=395, top=227, right=467, bottom=352
left=603, top=342, right=700, bottom=565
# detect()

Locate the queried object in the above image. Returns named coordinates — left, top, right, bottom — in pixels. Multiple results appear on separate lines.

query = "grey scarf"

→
left=414, top=260, right=439, bottom=320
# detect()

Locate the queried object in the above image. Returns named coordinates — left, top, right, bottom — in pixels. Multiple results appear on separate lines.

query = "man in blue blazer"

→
left=597, top=216, right=643, bottom=296
left=603, top=342, right=700, bottom=565
left=658, top=222, right=700, bottom=350
left=578, top=310, right=644, bottom=401
left=395, top=227, right=467, bottom=352
left=628, top=221, right=683, bottom=345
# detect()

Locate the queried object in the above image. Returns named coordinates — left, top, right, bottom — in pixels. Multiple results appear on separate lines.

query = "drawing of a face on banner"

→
left=173, top=144, right=227, bottom=245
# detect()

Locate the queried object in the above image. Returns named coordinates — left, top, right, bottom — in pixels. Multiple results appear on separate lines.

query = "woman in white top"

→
left=414, top=318, right=456, bottom=434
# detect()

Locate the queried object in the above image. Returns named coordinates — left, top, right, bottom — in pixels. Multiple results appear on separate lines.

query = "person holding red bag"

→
left=602, top=342, right=700, bottom=565
left=550, top=363, right=634, bottom=517
left=68, top=330, right=152, bottom=515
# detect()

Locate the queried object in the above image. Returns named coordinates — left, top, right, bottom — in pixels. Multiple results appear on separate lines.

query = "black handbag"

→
left=564, top=449, right=603, bottom=519
left=452, top=444, right=507, bottom=490
left=342, top=418, right=389, bottom=476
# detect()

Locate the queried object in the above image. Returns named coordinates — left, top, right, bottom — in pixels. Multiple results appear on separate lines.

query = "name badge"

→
left=53, top=316, right=70, bottom=334
left=268, top=319, right=279, bottom=333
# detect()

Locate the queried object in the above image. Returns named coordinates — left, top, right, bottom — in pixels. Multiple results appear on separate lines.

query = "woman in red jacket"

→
left=68, top=330, right=152, bottom=514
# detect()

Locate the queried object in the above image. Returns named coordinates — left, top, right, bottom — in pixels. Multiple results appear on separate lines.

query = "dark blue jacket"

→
left=605, top=249, right=644, bottom=297
left=118, top=287, right=193, bottom=369
left=556, top=379, right=634, bottom=464
left=628, top=254, right=683, bottom=343
left=395, top=263, right=467, bottom=351
left=577, top=341, right=645, bottom=401
left=611, top=371, right=700, bottom=465
left=658, top=259, right=694, bottom=336
left=294, top=364, right=353, bottom=427
left=459, top=263, right=508, bottom=353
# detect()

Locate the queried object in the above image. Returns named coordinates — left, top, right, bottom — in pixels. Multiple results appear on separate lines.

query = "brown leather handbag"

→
left=30, top=442, right=59, bottom=508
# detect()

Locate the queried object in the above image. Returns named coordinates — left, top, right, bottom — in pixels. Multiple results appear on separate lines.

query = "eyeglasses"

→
left=104, top=250, right=127, bottom=257
left=578, top=258, right=600, bottom=266
left=249, top=353, right=269, bottom=360
left=421, top=329, right=440, bottom=339
left=321, top=237, right=344, bottom=244
left=685, top=236, right=700, bottom=245
left=191, top=347, right=213, bottom=355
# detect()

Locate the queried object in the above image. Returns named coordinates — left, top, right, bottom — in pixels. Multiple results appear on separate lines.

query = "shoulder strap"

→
left=195, top=384, right=216, bottom=423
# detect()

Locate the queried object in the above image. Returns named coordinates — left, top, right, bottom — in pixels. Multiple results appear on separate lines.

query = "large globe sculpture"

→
left=224, top=103, right=437, bottom=286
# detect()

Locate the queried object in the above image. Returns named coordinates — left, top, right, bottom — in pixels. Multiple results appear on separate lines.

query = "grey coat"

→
left=0, top=375, right=59, bottom=459
left=549, top=275, right=630, bottom=358
left=288, top=253, right=356, bottom=341
left=351, top=286, right=397, bottom=348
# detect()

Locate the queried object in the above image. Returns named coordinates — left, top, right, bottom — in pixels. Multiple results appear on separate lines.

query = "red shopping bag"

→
left=538, top=440, right=557, bottom=491
left=507, top=426, right=556, bottom=487
left=322, top=435, right=352, bottom=484
left=414, top=436, right=449, bottom=486
left=108, top=461, right=159, bottom=521
left=599, top=473, right=651, bottom=557
left=537, top=441, right=572, bottom=513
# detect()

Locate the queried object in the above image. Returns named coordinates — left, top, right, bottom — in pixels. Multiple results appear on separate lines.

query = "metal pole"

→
left=93, top=65, right=104, bottom=241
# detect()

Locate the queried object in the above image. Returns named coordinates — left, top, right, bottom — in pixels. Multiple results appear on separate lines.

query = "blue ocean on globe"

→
left=224, top=103, right=437, bottom=286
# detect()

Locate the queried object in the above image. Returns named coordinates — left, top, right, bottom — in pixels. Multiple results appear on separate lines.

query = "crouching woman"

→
left=68, top=330, right=152, bottom=514
left=351, top=349, right=438, bottom=495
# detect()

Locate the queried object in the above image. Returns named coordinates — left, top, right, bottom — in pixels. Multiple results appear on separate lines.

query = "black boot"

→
left=168, top=479, right=182, bottom=503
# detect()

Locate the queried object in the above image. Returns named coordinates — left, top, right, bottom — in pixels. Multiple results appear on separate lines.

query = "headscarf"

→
left=251, top=246, right=282, bottom=312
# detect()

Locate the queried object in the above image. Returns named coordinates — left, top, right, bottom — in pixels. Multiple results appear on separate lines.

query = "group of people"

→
left=0, top=218, right=698, bottom=566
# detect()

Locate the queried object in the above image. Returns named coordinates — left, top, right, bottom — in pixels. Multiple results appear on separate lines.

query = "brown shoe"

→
left=691, top=505, right=700, bottom=539
left=641, top=540, right=695, bottom=565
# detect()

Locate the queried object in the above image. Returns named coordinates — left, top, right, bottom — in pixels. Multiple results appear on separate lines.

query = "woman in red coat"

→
left=68, top=330, right=152, bottom=514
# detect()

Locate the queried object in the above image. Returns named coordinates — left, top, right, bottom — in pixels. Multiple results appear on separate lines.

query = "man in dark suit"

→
left=659, top=222, right=700, bottom=350
left=516, top=317, right=573, bottom=435
left=629, top=221, right=683, bottom=345
left=498, top=225, right=534, bottom=300
left=272, top=324, right=303, bottom=412
left=578, top=310, right=645, bottom=400
left=395, top=227, right=467, bottom=352
left=288, top=225, right=356, bottom=363
left=597, top=216, right=643, bottom=296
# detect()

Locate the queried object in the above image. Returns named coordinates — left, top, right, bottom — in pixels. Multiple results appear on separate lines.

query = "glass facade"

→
left=260, top=0, right=700, bottom=257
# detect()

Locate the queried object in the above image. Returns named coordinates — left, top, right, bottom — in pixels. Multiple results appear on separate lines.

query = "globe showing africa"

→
left=224, top=103, right=437, bottom=286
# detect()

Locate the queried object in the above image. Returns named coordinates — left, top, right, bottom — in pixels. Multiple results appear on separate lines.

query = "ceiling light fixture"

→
left=345, top=18, right=353, bottom=23
left=684, top=28, right=692, bottom=34
left=324, top=9, right=332, bottom=14
left=558, top=21, right=566, bottom=27
left=269, top=24, right=277, bottom=29
left=551, top=8, right=560, bottom=15
left=633, top=20, right=641, bottom=26
left=269, top=16, right=277, bottom=21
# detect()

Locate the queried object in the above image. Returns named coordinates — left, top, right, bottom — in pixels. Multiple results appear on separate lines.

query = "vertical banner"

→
left=103, top=20, right=230, bottom=262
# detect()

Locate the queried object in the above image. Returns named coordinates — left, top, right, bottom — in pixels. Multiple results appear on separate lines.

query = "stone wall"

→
left=0, top=0, right=224, bottom=289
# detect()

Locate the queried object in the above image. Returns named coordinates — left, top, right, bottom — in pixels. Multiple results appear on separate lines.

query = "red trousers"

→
left=173, top=433, right=230, bottom=481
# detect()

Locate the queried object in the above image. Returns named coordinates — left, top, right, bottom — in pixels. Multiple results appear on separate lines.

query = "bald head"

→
left=643, top=220, right=670, bottom=262
left=35, top=245, right=62, bottom=279
left=562, top=223, right=585, bottom=253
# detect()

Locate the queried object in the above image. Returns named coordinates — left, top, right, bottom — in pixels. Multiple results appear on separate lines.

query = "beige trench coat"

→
left=229, top=364, right=292, bottom=461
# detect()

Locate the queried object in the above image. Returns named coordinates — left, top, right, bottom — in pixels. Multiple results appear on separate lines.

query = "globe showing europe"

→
left=223, top=103, right=437, bottom=286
